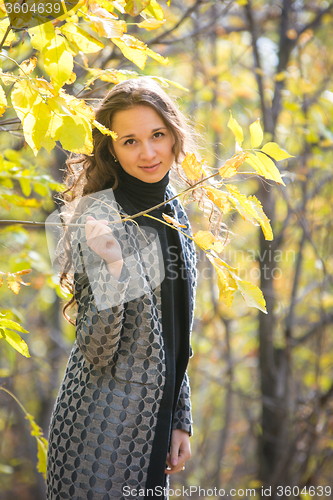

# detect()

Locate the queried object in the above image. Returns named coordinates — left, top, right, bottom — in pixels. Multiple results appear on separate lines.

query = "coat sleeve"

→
left=172, top=370, right=193, bottom=437
left=71, top=198, right=131, bottom=368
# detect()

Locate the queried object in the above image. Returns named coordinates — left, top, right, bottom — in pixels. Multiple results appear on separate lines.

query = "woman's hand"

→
left=85, top=215, right=123, bottom=280
left=165, top=429, right=191, bottom=475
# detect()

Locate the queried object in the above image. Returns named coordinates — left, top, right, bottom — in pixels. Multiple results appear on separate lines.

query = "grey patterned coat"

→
left=46, top=184, right=197, bottom=500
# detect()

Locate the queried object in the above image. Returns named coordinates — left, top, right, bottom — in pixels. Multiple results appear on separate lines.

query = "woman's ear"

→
left=108, top=141, right=119, bottom=163
left=108, top=141, right=114, bottom=156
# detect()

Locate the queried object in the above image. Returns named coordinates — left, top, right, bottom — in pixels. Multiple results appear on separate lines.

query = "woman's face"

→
left=111, top=105, right=175, bottom=183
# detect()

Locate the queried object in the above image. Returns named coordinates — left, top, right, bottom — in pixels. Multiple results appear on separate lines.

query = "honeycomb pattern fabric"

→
left=46, top=184, right=197, bottom=500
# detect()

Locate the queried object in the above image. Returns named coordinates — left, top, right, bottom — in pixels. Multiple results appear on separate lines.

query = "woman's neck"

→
left=115, top=165, right=170, bottom=211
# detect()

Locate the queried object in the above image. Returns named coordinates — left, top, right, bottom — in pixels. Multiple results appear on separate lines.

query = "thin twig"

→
left=0, top=169, right=223, bottom=227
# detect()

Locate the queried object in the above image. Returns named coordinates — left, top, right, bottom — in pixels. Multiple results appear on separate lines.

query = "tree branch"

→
left=0, top=24, right=11, bottom=52
left=245, top=0, right=273, bottom=133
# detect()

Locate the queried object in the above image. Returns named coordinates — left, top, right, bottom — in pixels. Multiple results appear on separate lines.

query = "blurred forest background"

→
left=1, top=0, right=333, bottom=498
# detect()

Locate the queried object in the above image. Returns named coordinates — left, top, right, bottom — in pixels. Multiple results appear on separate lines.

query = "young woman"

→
left=46, top=77, right=198, bottom=500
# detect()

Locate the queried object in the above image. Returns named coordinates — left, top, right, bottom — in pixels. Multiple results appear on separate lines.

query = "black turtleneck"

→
left=109, top=165, right=186, bottom=367
left=116, top=165, right=170, bottom=214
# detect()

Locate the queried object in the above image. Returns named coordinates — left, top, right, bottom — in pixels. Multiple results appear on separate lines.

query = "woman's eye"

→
left=154, top=132, right=164, bottom=138
left=124, top=139, right=135, bottom=145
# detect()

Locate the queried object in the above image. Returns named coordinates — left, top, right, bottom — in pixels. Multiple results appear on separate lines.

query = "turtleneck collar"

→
left=115, top=164, right=170, bottom=212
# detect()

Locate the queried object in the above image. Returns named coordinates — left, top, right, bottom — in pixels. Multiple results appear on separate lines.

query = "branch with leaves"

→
left=1, top=115, right=293, bottom=321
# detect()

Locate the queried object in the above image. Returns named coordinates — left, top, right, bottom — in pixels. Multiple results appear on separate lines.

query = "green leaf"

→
left=228, top=111, right=244, bottom=145
left=261, top=142, right=294, bottom=161
left=249, top=118, right=263, bottom=148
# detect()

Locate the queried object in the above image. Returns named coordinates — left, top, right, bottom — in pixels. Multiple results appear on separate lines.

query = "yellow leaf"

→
left=218, top=152, right=249, bottom=178
left=37, top=437, right=48, bottom=479
left=226, top=184, right=259, bottom=220
left=145, top=46, right=169, bottom=65
left=12, top=81, right=56, bottom=154
left=25, top=413, right=43, bottom=437
left=11, top=81, right=47, bottom=153
left=11, top=80, right=41, bottom=123
left=143, top=0, right=164, bottom=20
left=6, top=277, right=20, bottom=294
left=33, top=78, right=56, bottom=96
left=0, top=71, right=18, bottom=85
left=90, top=0, right=121, bottom=14
left=25, top=100, right=56, bottom=154
left=0, top=318, right=28, bottom=333
left=65, top=72, right=77, bottom=85
left=0, top=329, right=30, bottom=357
left=56, top=115, right=93, bottom=154
left=248, top=195, right=273, bottom=240
left=18, top=57, right=37, bottom=76
left=0, top=83, right=7, bottom=117
left=228, top=111, right=244, bottom=145
left=245, top=152, right=286, bottom=185
left=162, top=213, right=186, bottom=228
left=28, top=21, right=55, bottom=52
left=88, top=12, right=127, bottom=38
left=125, top=0, right=150, bottom=16
left=274, top=71, right=286, bottom=82
left=60, top=22, right=105, bottom=53
left=60, top=92, right=95, bottom=121
left=249, top=118, right=263, bottom=148
left=93, top=120, right=118, bottom=139
left=0, top=18, right=16, bottom=46
left=0, top=0, right=7, bottom=15
left=193, top=231, right=224, bottom=253
left=231, top=273, right=267, bottom=313
left=205, top=187, right=231, bottom=214
left=226, top=185, right=273, bottom=240
left=181, top=153, right=206, bottom=181
left=216, top=268, right=237, bottom=307
left=111, top=35, right=147, bottom=70
left=42, top=35, right=74, bottom=91
left=87, top=68, right=138, bottom=85
left=261, top=142, right=294, bottom=161
left=208, top=257, right=238, bottom=307
left=137, top=19, right=166, bottom=30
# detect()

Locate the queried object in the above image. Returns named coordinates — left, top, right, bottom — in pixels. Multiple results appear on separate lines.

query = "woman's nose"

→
left=139, top=141, right=156, bottom=161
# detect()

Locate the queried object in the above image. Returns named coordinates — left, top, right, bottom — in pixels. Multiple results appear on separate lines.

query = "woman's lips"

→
left=139, top=163, right=161, bottom=172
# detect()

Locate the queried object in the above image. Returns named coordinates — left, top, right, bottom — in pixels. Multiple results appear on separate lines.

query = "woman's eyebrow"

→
left=119, top=127, right=167, bottom=140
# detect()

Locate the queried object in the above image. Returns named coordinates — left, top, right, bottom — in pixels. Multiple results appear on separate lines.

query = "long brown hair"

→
left=56, top=77, right=201, bottom=324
